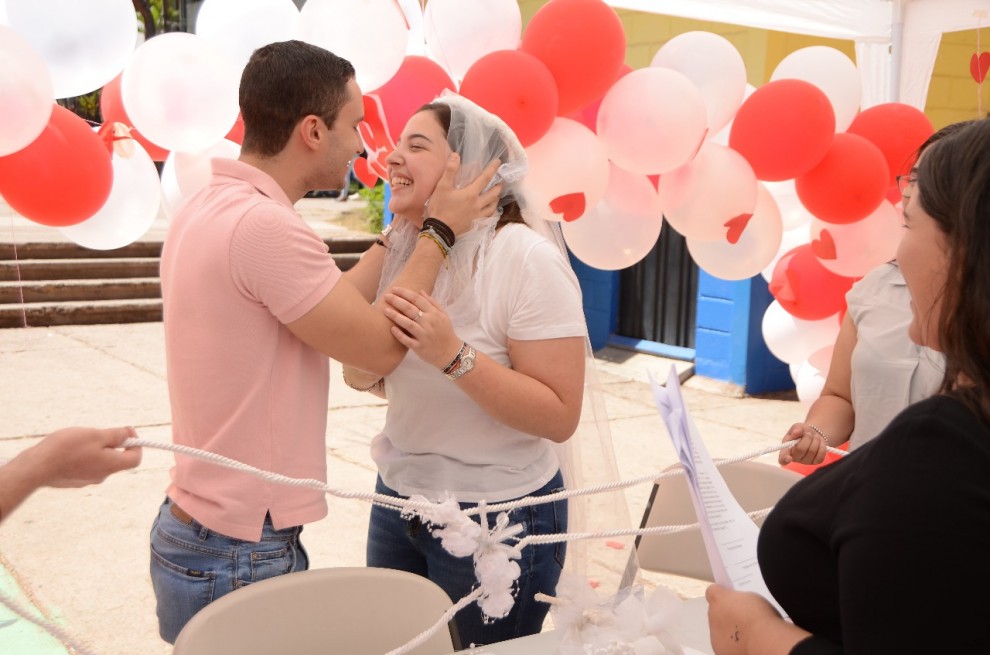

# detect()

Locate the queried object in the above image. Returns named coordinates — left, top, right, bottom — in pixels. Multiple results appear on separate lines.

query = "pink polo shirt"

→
left=161, top=158, right=341, bottom=542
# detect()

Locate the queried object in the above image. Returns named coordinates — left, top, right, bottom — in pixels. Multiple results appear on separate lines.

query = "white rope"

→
left=0, top=587, right=96, bottom=655
left=383, top=588, right=483, bottom=655
left=121, top=438, right=843, bottom=519
left=0, top=438, right=839, bottom=655
left=518, top=507, right=774, bottom=547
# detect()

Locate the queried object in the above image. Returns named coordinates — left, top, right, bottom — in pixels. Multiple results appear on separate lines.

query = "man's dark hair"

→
left=239, top=40, right=356, bottom=157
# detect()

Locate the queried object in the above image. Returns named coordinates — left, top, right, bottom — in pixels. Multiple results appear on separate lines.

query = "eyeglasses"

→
left=896, top=173, right=918, bottom=199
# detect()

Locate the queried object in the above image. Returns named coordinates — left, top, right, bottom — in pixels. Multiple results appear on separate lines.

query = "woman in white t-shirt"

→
left=342, top=94, right=587, bottom=647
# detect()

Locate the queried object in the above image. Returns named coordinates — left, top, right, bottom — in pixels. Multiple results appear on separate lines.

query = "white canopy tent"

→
left=605, top=0, right=990, bottom=110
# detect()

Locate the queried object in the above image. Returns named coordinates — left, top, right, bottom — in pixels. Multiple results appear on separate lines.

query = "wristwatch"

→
left=446, top=344, right=476, bottom=380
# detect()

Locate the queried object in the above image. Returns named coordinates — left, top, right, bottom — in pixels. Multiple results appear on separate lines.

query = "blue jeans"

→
left=149, top=498, right=309, bottom=643
left=367, top=472, right=567, bottom=648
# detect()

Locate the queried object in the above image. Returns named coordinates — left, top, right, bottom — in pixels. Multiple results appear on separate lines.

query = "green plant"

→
left=359, top=182, right=386, bottom=233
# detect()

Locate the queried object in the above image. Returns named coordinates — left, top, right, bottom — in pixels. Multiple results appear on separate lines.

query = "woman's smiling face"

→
left=384, top=110, right=451, bottom=224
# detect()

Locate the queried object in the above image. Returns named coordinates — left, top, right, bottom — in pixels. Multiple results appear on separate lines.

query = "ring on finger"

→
left=415, top=310, right=424, bottom=321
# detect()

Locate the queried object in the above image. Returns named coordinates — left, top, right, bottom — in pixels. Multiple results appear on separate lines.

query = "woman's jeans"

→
left=367, top=472, right=567, bottom=648
left=149, top=498, right=309, bottom=643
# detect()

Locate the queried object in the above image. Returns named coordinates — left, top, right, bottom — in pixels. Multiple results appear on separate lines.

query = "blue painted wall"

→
left=571, top=260, right=793, bottom=393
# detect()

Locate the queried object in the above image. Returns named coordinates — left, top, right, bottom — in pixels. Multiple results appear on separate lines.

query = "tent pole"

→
left=890, top=0, right=905, bottom=102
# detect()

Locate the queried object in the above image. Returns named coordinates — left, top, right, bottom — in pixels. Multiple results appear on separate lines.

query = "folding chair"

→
left=631, top=460, right=802, bottom=582
left=172, top=566, right=459, bottom=655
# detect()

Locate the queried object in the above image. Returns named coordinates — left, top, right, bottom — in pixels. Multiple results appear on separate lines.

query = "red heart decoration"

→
left=549, top=193, right=586, bottom=222
left=723, top=213, right=752, bottom=245
left=971, top=51, right=990, bottom=84
left=768, top=268, right=799, bottom=303
left=352, top=157, right=380, bottom=190
left=811, top=229, right=837, bottom=260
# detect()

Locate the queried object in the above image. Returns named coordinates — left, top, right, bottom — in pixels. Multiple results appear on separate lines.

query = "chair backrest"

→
left=634, top=460, right=802, bottom=582
left=172, top=567, right=457, bottom=655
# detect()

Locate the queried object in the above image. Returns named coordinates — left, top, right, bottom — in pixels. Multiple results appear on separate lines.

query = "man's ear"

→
left=298, top=115, right=323, bottom=151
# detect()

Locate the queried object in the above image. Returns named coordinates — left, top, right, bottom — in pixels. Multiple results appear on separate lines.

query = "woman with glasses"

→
left=779, top=126, right=965, bottom=466
left=708, top=116, right=990, bottom=653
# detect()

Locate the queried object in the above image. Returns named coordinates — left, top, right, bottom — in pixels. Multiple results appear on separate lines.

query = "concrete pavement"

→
left=0, top=197, right=806, bottom=654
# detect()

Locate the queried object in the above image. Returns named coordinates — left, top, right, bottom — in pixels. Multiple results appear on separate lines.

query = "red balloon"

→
left=368, top=56, right=456, bottom=143
left=521, top=0, right=625, bottom=116
left=100, top=72, right=170, bottom=162
left=460, top=49, right=558, bottom=147
left=846, top=103, right=933, bottom=185
left=0, top=105, right=113, bottom=227
left=768, top=244, right=857, bottom=321
left=795, top=133, right=889, bottom=224
left=729, top=79, right=835, bottom=181
left=225, top=113, right=245, bottom=145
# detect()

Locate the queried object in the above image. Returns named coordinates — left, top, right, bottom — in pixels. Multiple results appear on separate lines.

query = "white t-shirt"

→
left=371, top=223, right=587, bottom=502
left=847, top=262, right=945, bottom=449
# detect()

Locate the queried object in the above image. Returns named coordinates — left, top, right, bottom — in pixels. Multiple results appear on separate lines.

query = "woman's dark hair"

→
left=915, top=117, right=990, bottom=423
left=240, top=41, right=355, bottom=157
left=417, top=102, right=526, bottom=229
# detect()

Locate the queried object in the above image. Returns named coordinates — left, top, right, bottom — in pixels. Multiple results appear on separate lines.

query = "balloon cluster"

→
left=0, top=0, right=935, bottom=396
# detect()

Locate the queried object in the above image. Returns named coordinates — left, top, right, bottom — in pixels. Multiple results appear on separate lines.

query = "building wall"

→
left=927, top=29, right=990, bottom=128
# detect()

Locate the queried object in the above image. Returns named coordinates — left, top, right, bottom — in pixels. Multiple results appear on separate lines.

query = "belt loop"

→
left=198, top=525, right=210, bottom=540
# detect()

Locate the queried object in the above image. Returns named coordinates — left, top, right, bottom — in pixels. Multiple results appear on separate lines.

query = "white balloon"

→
left=771, top=46, right=861, bottom=133
left=423, top=0, right=521, bottom=83
left=0, top=25, right=53, bottom=156
left=810, top=200, right=901, bottom=278
left=159, top=155, right=183, bottom=221
left=761, top=225, right=813, bottom=282
left=651, top=31, right=747, bottom=136
left=561, top=164, right=663, bottom=271
left=398, top=0, right=427, bottom=56
left=687, top=183, right=783, bottom=281
left=661, top=142, right=758, bottom=241
left=794, top=346, right=833, bottom=408
left=597, top=67, right=708, bottom=175
left=122, top=33, right=240, bottom=153
left=523, top=118, right=610, bottom=223
left=5, top=0, right=137, bottom=99
left=196, top=0, right=300, bottom=79
left=172, top=139, right=241, bottom=199
left=59, top=141, right=161, bottom=250
left=763, top=179, right=815, bottom=231
left=708, top=83, right=755, bottom=146
left=299, top=0, right=408, bottom=92
left=762, top=300, right=840, bottom=365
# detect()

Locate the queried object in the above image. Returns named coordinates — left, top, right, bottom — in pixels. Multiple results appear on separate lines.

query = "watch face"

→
left=460, top=350, right=476, bottom=371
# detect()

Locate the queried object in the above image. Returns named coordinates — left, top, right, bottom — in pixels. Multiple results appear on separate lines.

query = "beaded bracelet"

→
left=807, top=424, right=830, bottom=448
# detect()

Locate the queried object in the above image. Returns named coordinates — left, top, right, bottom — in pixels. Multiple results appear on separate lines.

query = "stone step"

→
left=0, top=299, right=162, bottom=329
left=0, top=236, right=375, bottom=261
left=0, top=241, right=162, bottom=260
left=0, top=258, right=161, bottom=281
left=0, top=236, right=373, bottom=327
left=0, top=278, right=162, bottom=304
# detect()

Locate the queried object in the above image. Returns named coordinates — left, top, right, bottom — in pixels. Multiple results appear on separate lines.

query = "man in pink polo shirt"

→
left=150, top=40, right=501, bottom=643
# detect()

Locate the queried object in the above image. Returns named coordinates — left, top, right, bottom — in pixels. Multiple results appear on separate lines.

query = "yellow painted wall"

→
left=927, top=30, right=990, bottom=128
left=516, top=1, right=987, bottom=128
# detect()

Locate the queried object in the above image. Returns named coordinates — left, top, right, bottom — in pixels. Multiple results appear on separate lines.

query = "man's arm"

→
left=288, top=155, right=502, bottom=377
left=0, top=427, right=142, bottom=524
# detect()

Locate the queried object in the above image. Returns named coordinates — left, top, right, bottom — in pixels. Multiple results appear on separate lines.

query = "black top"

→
left=758, top=395, right=990, bottom=654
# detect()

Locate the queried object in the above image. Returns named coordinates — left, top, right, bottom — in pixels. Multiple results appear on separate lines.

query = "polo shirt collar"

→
left=211, top=158, right=293, bottom=208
